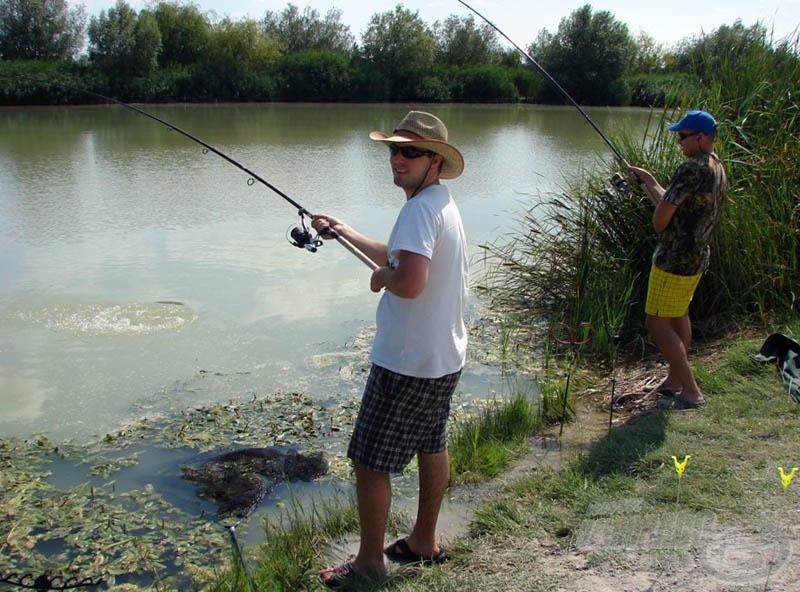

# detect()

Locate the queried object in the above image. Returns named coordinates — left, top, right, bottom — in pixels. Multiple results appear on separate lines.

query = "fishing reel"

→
left=610, top=172, right=632, bottom=196
left=287, top=216, right=323, bottom=252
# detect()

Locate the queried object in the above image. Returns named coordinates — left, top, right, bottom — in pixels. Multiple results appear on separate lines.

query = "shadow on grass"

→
left=574, top=410, right=669, bottom=479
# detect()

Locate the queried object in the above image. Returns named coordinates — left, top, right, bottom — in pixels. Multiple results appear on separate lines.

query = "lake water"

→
left=0, top=103, right=651, bottom=442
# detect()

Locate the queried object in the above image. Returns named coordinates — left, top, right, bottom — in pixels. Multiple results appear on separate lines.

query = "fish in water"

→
left=181, top=447, right=328, bottom=517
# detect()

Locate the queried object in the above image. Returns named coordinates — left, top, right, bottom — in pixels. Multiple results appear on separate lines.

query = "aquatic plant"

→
left=0, top=391, right=359, bottom=590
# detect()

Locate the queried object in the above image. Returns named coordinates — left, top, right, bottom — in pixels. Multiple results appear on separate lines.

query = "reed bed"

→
left=478, top=32, right=800, bottom=359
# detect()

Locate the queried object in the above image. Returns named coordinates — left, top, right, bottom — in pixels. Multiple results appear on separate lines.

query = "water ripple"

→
left=17, top=301, right=196, bottom=336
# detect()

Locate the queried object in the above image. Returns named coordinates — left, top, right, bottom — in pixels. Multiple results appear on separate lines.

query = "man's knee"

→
left=645, top=314, right=665, bottom=334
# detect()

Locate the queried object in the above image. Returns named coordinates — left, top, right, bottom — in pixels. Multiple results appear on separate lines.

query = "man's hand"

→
left=311, top=214, right=345, bottom=239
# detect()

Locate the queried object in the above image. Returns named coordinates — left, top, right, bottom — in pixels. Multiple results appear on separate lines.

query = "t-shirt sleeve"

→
left=663, top=161, right=704, bottom=208
left=389, top=200, right=437, bottom=260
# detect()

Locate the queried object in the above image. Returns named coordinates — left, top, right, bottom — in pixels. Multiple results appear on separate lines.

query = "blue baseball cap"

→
left=668, top=110, right=717, bottom=136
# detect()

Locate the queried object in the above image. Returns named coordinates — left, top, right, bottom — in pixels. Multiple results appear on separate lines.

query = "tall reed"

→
left=699, top=33, right=800, bottom=318
left=479, top=32, right=800, bottom=359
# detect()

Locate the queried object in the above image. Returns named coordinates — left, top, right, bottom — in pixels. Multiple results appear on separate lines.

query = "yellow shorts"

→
left=645, top=264, right=702, bottom=318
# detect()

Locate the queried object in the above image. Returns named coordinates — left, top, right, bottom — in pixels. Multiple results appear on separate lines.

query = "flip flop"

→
left=645, top=385, right=678, bottom=396
left=319, top=561, right=369, bottom=589
left=657, top=394, right=705, bottom=410
left=384, top=537, right=447, bottom=565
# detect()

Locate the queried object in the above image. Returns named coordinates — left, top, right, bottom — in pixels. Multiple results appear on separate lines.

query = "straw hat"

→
left=369, top=111, right=464, bottom=179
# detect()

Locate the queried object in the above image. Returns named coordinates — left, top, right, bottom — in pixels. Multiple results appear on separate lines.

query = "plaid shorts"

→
left=347, top=364, right=461, bottom=473
left=645, top=263, right=703, bottom=318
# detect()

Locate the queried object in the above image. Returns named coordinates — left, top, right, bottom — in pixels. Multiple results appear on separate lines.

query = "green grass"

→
left=449, top=391, right=542, bottom=484
left=393, top=328, right=800, bottom=590
left=494, top=338, right=787, bottom=567
left=208, top=495, right=360, bottom=592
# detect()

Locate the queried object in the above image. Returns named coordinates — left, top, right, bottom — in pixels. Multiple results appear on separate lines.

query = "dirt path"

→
left=432, top=362, right=800, bottom=592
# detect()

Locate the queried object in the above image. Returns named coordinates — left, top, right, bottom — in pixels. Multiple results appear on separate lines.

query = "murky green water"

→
left=0, top=102, right=651, bottom=441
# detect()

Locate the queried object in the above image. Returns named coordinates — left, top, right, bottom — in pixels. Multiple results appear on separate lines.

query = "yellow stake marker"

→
left=778, top=467, right=798, bottom=491
left=672, top=455, right=691, bottom=479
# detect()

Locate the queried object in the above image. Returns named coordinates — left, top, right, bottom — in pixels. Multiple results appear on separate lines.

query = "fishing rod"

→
left=11, top=75, right=378, bottom=271
left=454, top=0, right=631, bottom=171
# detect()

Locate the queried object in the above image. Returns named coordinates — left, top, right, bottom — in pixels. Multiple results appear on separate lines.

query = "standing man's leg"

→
left=654, top=312, right=693, bottom=390
left=646, top=313, right=703, bottom=403
left=405, top=450, right=449, bottom=557
left=674, top=312, right=692, bottom=351
left=352, top=461, right=391, bottom=576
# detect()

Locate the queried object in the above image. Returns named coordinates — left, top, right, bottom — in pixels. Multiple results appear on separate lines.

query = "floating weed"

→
left=90, top=452, right=142, bottom=477
left=0, top=390, right=361, bottom=590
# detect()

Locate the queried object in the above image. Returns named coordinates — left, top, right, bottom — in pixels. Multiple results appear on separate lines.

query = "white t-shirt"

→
left=369, top=184, right=468, bottom=378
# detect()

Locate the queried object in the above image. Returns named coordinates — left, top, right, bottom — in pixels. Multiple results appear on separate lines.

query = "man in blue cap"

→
left=627, top=110, right=727, bottom=409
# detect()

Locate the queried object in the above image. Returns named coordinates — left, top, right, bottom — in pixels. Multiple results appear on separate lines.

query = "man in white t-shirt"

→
left=313, top=111, right=468, bottom=588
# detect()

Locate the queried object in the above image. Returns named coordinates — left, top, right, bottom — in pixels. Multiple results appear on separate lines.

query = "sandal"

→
left=645, top=384, right=678, bottom=396
left=657, top=394, right=705, bottom=410
left=654, top=387, right=678, bottom=397
left=320, top=561, right=364, bottom=589
left=384, top=537, right=447, bottom=565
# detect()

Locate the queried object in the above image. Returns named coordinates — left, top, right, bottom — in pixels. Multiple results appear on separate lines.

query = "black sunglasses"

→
left=677, top=131, right=701, bottom=141
left=389, top=144, right=436, bottom=159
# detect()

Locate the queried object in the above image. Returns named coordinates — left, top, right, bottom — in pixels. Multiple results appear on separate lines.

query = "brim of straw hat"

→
left=369, top=131, right=464, bottom=180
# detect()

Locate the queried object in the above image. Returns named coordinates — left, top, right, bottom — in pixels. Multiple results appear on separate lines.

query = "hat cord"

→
left=409, top=158, right=440, bottom=199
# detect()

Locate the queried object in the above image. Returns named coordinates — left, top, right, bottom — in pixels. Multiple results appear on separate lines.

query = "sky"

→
left=72, top=0, right=800, bottom=48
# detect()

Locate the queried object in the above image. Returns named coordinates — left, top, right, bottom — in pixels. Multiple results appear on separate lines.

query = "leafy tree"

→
left=629, top=31, right=665, bottom=74
left=275, top=49, right=351, bottom=101
left=88, top=0, right=161, bottom=78
left=498, top=48, right=523, bottom=68
left=152, top=0, right=210, bottom=67
left=131, top=10, right=161, bottom=73
left=433, top=14, right=501, bottom=66
left=201, top=17, right=282, bottom=99
left=262, top=3, right=354, bottom=53
left=454, top=65, right=518, bottom=101
left=529, top=4, right=635, bottom=105
left=348, top=54, right=390, bottom=101
left=361, top=5, right=436, bottom=100
left=0, top=0, right=85, bottom=60
left=671, top=21, right=769, bottom=80
left=204, top=17, right=282, bottom=73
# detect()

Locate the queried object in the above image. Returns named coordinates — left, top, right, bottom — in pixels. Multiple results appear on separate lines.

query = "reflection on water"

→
left=0, top=375, right=49, bottom=422
left=0, top=103, right=651, bottom=441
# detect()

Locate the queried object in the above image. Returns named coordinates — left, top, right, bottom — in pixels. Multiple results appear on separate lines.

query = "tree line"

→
left=0, top=0, right=792, bottom=105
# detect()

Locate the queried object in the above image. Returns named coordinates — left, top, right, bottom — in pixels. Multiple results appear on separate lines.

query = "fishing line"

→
left=454, top=0, right=631, bottom=169
left=6, top=74, right=377, bottom=270
left=226, top=519, right=257, bottom=592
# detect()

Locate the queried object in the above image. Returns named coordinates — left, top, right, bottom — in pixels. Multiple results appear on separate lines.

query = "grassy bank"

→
left=219, top=327, right=799, bottom=591
left=401, top=328, right=800, bottom=591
